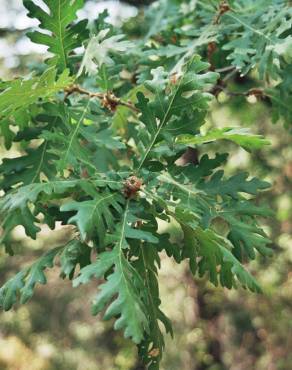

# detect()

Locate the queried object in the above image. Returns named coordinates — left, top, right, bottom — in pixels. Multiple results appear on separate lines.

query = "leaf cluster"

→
left=0, top=1, right=281, bottom=368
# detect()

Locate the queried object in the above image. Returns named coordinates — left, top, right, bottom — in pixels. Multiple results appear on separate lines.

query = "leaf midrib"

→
left=63, top=101, right=90, bottom=165
left=117, top=200, right=144, bottom=339
left=57, top=0, right=67, bottom=69
left=136, top=73, right=186, bottom=171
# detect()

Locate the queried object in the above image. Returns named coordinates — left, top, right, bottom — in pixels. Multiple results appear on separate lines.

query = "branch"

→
left=213, top=85, right=266, bottom=98
left=64, top=85, right=139, bottom=113
left=215, top=66, right=236, bottom=73
left=213, top=1, right=232, bottom=25
left=208, top=2, right=233, bottom=70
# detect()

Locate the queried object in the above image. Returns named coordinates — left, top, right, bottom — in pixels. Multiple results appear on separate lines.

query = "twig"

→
left=64, top=84, right=139, bottom=113
left=213, top=85, right=265, bottom=98
left=215, top=66, right=236, bottom=73
left=213, top=1, right=231, bottom=24
left=210, top=68, right=238, bottom=96
left=208, top=1, right=232, bottom=71
left=207, top=42, right=217, bottom=71
left=222, top=68, right=238, bottom=83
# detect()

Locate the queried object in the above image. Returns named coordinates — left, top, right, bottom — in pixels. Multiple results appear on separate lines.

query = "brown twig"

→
left=213, top=85, right=265, bottom=98
left=213, top=1, right=231, bottom=24
left=207, top=42, right=217, bottom=71
left=208, top=1, right=232, bottom=71
left=64, top=84, right=139, bottom=113
left=209, top=68, right=238, bottom=96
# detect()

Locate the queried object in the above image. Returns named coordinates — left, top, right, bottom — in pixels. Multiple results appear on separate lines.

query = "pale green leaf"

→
left=0, top=68, right=72, bottom=122
left=176, top=127, right=270, bottom=152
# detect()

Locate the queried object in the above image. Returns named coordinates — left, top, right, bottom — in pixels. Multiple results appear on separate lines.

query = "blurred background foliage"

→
left=0, top=1, right=291, bottom=369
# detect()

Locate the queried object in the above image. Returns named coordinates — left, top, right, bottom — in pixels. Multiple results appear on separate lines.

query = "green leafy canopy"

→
left=0, top=0, right=284, bottom=368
